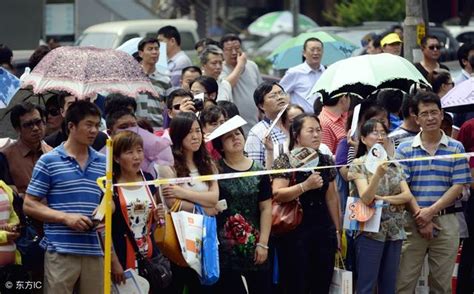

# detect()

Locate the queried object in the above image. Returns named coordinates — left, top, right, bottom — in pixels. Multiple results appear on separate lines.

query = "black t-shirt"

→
left=414, top=62, right=450, bottom=81
left=272, top=152, right=337, bottom=229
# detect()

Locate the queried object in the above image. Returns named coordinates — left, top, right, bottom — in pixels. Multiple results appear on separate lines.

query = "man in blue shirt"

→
left=396, top=92, right=471, bottom=294
left=279, top=37, right=325, bottom=114
left=24, top=100, right=106, bottom=294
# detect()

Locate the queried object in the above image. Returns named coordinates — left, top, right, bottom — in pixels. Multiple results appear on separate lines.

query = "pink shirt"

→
left=457, top=118, right=474, bottom=168
left=318, top=107, right=348, bottom=154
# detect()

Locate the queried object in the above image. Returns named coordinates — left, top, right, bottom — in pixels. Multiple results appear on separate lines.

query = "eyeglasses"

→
left=418, top=110, right=441, bottom=118
left=46, top=108, right=60, bottom=117
left=428, top=45, right=441, bottom=51
left=369, top=131, right=387, bottom=138
left=267, top=91, right=289, bottom=100
left=21, top=118, right=44, bottom=129
left=172, top=104, right=181, bottom=110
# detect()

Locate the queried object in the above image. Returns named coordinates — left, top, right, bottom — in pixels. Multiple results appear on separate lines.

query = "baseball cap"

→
left=380, top=33, right=402, bottom=47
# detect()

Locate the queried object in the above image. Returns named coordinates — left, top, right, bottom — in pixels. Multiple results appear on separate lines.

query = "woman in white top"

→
left=158, top=111, right=219, bottom=293
left=109, top=131, right=165, bottom=287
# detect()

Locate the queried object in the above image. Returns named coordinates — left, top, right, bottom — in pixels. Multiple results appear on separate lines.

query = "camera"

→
left=193, top=92, right=205, bottom=112
left=193, top=98, right=204, bottom=112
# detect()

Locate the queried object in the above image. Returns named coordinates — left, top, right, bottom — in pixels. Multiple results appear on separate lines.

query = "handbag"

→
left=271, top=172, right=303, bottom=235
left=122, top=213, right=172, bottom=290
left=171, top=209, right=204, bottom=276
left=16, top=218, right=44, bottom=266
left=153, top=200, right=188, bottom=267
left=329, top=252, right=353, bottom=294
left=195, top=205, right=219, bottom=285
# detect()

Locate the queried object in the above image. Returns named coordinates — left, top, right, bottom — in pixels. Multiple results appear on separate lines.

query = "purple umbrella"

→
left=441, top=77, right=474, bottom=113
left=22, top=46, right=158, bottom=100
left=122, top=127, right=174, bottom=176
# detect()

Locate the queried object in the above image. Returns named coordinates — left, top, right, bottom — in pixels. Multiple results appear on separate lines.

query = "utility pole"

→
left=291, top=0, right=299, bottom=37
left=404, top=0, right=425, bottom=62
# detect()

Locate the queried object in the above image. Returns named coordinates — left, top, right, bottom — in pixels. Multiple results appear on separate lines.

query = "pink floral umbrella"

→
left=22, top=46, right=158, bottom=100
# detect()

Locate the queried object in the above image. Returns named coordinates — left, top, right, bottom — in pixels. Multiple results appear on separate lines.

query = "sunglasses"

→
left=172, top=104, right=181, bottom=110
left=46, top=108, right=60, bottom=117
left=428, top=45, right=441, bottom=50
left=21, top=118, right=44, bottom=129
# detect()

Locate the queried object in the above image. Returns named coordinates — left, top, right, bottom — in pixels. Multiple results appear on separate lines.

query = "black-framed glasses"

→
left=428, top=45, right=441, bottom=50
left=418, top=110, right=441, bottom=119
left=21, top=118, right=44, bottom=129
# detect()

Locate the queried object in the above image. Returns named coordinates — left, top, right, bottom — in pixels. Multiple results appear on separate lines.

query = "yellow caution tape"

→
left=96, top=152, right=474, bottom=189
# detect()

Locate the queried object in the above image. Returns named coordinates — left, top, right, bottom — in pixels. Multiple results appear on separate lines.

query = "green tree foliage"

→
left=324, top=0, right=405, bottom=26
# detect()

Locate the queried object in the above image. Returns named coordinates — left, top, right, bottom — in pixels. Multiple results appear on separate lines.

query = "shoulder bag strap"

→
left=115, top=188, right=144, bottom=259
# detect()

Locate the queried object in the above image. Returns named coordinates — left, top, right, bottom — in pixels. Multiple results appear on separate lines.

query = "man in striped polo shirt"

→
left=395, top=92, right=471, bottom=294
left=24, top=101, right=106, bottom=294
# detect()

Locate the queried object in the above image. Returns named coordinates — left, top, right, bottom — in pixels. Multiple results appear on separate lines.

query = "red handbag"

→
left=271, top=173, right=303, bottom=235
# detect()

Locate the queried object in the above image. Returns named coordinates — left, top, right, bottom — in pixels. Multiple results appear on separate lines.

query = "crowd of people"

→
left=0, top=23, right=474, bottom=294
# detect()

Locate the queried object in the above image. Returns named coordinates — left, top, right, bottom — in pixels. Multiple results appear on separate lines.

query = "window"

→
left=121, top=33, right=140, bottom=45
left=77, top=33, right=117, bottom=49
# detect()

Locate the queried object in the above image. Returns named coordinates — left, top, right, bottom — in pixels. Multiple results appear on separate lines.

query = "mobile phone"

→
left=216, top=199, right=228, bottom=212
left=90, top=218, right=101, bottom=230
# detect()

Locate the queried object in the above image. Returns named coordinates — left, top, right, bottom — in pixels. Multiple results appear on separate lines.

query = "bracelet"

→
left=256, top=243, right=269, bottom=250
left=299, top=183, right=305, bottom=193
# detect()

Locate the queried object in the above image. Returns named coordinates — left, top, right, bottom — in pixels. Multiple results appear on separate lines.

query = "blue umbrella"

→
left=0, top=68, right=20, bottom=108
left=268, top=31, right=359, bottom=70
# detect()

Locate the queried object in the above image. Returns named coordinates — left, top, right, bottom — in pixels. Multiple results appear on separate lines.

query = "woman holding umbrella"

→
left=271, top=113, right=341, bottom=293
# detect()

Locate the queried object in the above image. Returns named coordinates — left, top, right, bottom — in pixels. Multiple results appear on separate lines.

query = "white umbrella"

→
left=310, top=53, right=430, bottom=99
left=441, top=77, right=474, bottom=113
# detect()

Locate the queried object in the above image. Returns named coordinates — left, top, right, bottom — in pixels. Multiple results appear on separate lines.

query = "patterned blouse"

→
left=348, top=155, right=407, bottom=242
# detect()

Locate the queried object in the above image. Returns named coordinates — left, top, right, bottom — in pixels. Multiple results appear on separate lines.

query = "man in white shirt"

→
left=220, top=34, right=263, bottom=134
left=279, top=37, right=325, bottom=113
left=157, top=25, right=192, bottom=87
